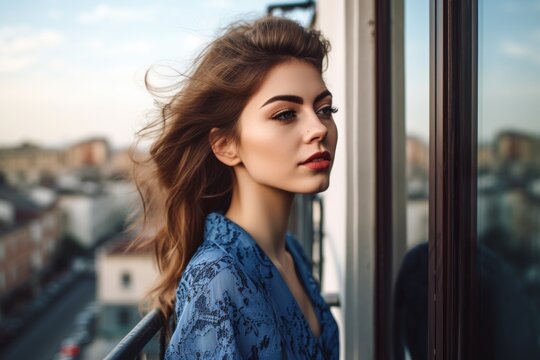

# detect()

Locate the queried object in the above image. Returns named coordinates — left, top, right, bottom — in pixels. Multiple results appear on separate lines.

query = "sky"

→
left=405, top=0, right=540, bottom=143
left=477, top=0, right=540, bottom=143
left=0, top=0, right=539, bottom=148
left=0, top=0, right=308, bottom=148
left=404, top=0, right=429, bottom=141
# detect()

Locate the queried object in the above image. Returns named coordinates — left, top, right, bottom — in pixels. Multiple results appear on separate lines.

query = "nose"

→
left=303, top=111, right=329, bottom=143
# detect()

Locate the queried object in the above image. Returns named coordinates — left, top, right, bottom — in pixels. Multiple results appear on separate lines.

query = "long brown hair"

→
left=134, top=16, right=330, bottom=327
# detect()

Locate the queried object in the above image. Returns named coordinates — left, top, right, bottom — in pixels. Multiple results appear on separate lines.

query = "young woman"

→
left=137, top=16, right=339, bottom=359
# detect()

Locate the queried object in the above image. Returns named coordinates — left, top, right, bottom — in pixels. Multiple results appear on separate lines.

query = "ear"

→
left=209, top=128, right=241, bottom=167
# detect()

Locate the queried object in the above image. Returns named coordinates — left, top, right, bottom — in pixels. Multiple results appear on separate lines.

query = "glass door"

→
left=382, top=0, right=540, bottom=358
left=392, top=1, right=430, bottom=359
left=477, top=0, right=540, bottom=357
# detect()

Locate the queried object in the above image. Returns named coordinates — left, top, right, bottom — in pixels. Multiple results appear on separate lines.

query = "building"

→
left=478, top=142, right=495, bottom=174
left=495, top=131, right=540, bottom=171
left=0, top=138, right=139, bottom=249
left=0, top=138, right=112, bottom=188
left=0, top=143, right=66, bottom=187
left=406, top=135, right=429, bottom=181
left=66, top=137, right=110, bottom=172
left=0, top=183, right=62, bottom=302
left=96, top=235, right=157, bottom=339
left=104, top=148, right=146, bottom=180
left=58, top=187, right=123, bottom=249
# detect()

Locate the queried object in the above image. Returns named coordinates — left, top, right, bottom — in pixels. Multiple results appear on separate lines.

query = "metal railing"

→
left=105, top=293, right=340, bottom=360
left=104, top=308, right=163, bottom=360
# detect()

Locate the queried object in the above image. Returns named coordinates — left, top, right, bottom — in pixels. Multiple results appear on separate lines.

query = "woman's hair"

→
left=133, top=16, right=330, bottom=329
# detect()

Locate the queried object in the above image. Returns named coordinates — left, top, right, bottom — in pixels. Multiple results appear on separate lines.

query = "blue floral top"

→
left=165, top=212, right=339, bottom=359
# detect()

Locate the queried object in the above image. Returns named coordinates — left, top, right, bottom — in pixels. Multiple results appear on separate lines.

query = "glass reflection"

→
left=477, top=0, right=540, bottom=358
left=393, top=1, right=429, bottom=359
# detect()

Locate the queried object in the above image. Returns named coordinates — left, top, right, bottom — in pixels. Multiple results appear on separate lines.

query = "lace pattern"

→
left=165, top=212, right=339, bottom=359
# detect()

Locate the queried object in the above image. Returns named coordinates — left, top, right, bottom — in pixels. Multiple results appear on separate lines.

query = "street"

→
left=1, top=275, right=96, bottom=360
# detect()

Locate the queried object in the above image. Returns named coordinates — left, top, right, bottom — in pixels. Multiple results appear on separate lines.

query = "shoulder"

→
left=177, top=261, right=254, bottom=322
left=176, top=241, right=243, bottom=306
left=168, top=248, right=281, bottom=359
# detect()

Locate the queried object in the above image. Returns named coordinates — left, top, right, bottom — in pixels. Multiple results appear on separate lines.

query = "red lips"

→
left=301, top=151, right=332, bottom=170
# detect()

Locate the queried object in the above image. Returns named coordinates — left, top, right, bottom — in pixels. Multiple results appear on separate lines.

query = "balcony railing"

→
left=103, top=308, right=163, bottom=360
left=105, top=293, right=340, bottom=360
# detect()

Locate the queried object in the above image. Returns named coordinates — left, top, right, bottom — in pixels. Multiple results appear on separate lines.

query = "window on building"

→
left=120, top=271, right=131, bottom=289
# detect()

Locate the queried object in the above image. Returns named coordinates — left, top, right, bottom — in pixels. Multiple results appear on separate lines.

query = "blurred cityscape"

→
left=477, top=130, right=540, bottom=313
left=1, top=127, right=539, bottom=359
left=0, top=137, right=159, bottom=359
left=406, top=129, right=540, bottom=316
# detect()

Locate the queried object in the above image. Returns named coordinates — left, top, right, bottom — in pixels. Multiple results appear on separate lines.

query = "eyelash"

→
left=318, top=106, right=339, bottom=118
left=272, top=109, right=297, bottom=121
left=271, top=106, right=338, bottom=122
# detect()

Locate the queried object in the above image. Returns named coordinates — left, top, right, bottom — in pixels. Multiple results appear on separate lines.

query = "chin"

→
left=295, top=179, right=330, bottom=194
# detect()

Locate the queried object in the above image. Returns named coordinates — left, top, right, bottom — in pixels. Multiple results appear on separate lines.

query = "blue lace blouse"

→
left=165, top=212, right=339, bottom=359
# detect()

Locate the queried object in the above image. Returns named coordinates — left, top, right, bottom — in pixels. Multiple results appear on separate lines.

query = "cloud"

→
left=500, top=40, right=540, bottom=66
left=79, top=4, right=153, bottom=24
left=85, top=38, right=152, bottom=56
left=0, top=27, right=64, bottom=73
left=202, top=0, right=233, bottom=9
left=118, top=41, right=152, bottom=54
left=501, top=41, right=531, bottom=57
left=177, top=33, right=206, bottom=52
left=0, top=27, right=63, bottom=54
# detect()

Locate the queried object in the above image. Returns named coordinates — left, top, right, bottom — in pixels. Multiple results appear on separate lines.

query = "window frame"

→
left=428, top=0, right=478, bottom=359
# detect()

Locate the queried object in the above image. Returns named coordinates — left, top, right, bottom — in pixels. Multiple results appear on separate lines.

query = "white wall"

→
left=314, top=0, right=347, bottom=345
left=60, top=195, right=93, bottom=246
left=97, top=251, right=158, bottom=305
left=60, top=193, right=122, bottom=247
left=103, top=180, right=139, bottom=219
left=317, top=1, right=377, bottom=358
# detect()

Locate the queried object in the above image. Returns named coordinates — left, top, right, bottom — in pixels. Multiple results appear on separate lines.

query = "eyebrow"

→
left=260, top=89, right=333, bottom=108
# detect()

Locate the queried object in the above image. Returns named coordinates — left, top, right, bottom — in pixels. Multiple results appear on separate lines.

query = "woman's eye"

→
left=271, top=109, right=297, bottom=121
left=317, top=106, right=338, bottom=118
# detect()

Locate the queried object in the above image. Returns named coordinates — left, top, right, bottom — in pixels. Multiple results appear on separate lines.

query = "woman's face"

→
left=234, top=60, right=338, bottom=194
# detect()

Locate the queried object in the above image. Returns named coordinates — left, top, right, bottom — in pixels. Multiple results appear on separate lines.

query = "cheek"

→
left=240, top=126, right=298, bottom=174
left=326, top=122, right=338, bottom=152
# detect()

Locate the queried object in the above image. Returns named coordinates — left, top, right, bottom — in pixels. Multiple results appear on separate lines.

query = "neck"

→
left=225, top=176, right=294, bottom=264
